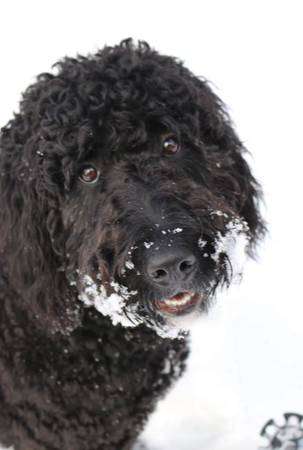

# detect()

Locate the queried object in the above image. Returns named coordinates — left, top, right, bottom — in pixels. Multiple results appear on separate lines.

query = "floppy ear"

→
left=193, top=77, right=266, bottom=249
left=0, top=111, right=79, bottom=333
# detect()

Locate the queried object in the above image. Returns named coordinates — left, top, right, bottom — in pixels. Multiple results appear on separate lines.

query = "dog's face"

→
left=0, top=40, right=264, bottom=335
left=61, top=121, right=254, bottom=337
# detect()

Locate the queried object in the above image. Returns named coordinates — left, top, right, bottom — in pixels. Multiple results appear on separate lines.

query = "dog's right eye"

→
left=79, top=165, right=100, bottom=184
left=162, top=135, right=180, bottom=155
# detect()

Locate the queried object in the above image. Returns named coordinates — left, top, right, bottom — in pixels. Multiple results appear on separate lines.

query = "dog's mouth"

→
left=154, top=291, right=204, bottom=316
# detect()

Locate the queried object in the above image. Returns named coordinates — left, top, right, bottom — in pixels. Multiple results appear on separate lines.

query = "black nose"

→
left=146, top=249, right=197, bottom=287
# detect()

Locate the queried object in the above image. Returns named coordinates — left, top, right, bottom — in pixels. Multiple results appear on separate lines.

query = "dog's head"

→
left=0, top=39, right=265, bottom=336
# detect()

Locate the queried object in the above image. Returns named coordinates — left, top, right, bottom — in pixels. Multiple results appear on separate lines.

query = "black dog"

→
left=0, top=39, right=264, bottom=450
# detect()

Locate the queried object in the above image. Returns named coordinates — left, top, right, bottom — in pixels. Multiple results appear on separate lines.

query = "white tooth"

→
left=163, top=293, right=194, bottom=307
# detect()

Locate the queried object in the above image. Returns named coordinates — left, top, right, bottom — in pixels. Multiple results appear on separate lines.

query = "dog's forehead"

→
left=88, top=125, right=179, bottom=164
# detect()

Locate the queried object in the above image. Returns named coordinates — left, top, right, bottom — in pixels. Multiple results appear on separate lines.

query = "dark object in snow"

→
left=260, top=413, right=303, bottom=449
left=0, top=39, right=265, bottom=450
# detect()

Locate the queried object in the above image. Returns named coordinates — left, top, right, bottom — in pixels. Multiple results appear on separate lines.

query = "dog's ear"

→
left=194, top=78, right=266, bottom=250
left=0, top=111, right=79, bottom=333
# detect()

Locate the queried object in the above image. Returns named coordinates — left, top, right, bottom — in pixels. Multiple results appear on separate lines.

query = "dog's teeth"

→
left=163, top=293, right=193, bottom=306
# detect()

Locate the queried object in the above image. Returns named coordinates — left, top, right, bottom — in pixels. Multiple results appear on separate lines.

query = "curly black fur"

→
left=0, top=38, right=265, bottom=450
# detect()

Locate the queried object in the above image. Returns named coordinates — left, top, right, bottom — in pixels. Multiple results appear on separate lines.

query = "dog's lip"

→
left=155, top=291, right=203, bottom=316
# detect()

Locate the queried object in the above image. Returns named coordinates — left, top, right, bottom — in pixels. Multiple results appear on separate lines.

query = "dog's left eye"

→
left=79, top=165, right=100, bottom=184
left=162, top=136, right=180, bottom=155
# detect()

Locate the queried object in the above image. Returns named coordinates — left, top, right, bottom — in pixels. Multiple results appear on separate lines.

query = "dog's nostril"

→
left=151, top=268, right=168, bottom=280
left=147, top=253, right=197, bottom=285
left=179, top=260, right=193, bottom=272
left=178, top=256, right=196, bottom=273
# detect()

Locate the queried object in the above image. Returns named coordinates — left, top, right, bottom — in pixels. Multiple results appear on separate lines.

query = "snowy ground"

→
left=1, top=1, right=302, bottom=449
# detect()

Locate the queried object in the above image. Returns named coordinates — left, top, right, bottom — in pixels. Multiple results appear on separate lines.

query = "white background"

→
left=0, top=1, right=302, bottom=449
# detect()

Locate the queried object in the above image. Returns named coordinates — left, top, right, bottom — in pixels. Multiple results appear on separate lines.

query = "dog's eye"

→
left=162, top=136, right=180, bottom=155
left=79, top=165, right=100, bottom=184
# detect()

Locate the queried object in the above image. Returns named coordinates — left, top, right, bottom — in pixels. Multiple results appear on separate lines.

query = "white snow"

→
left=144, top=242, right=154, bottom=249
left=172, top=228, right=183, bottom=234
left=198, top=238, right=207, bottom=249
left=211, top=215, right=249, bottom=282
left=79, top=274, right=140, bottom=328
left=125, top=260, right=135, bottom=270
